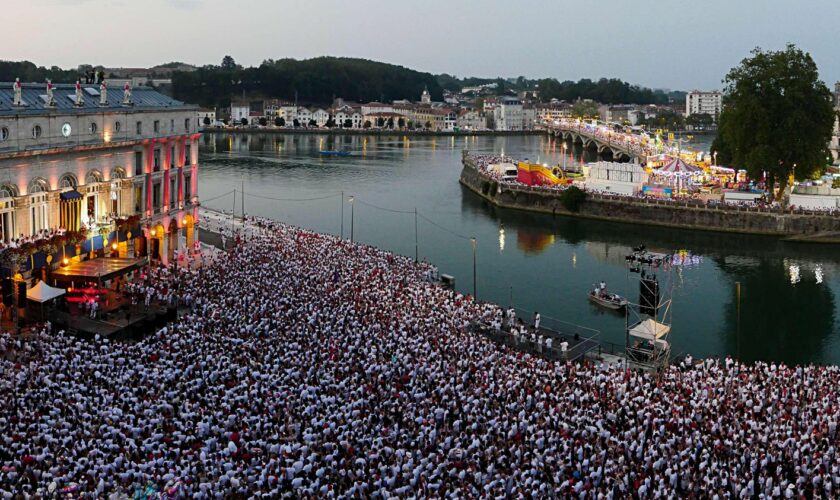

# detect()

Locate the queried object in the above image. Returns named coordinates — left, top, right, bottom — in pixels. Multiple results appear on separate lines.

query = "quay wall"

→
left=459, top=160, right=840, bottom=238
left=201, top=127, right=542, bottom=137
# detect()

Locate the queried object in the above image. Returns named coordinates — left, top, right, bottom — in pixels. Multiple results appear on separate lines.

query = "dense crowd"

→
left=1, top=216, right=839, bottom=497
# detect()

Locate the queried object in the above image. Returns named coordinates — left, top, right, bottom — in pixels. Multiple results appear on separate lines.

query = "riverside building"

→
left=0, top=80, right=200, bottom=266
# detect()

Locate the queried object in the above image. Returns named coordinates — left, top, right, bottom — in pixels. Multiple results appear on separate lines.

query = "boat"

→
left=319, top=150, right=351, bottom=157
left=588, top=288, right=629, bottom=310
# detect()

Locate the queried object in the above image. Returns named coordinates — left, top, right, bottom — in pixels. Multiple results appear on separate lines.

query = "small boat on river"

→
left=588, top=284, right=628, bottom=310
left=319, top=150, right=351, bottom=157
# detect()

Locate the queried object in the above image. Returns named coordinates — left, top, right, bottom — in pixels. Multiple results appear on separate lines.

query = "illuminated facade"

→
left=0, top=81, right=200, bottom=264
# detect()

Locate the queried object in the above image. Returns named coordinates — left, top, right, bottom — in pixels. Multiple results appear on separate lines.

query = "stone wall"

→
left=460, top=160, right=840, bottom=238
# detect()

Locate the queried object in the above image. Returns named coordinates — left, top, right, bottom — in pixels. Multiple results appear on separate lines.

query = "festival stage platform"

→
left=51, top=257, right=147, bottom=284
left=51, top=302, right=177, bottom=340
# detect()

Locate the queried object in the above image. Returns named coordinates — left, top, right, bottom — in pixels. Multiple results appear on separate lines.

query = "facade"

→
left=493, top=97, right=525, bottom=131
left=420, top=87, right=431, bottom=105
left=312, top=108, right=330, bottom=127
left=0, top=81, right=199, bottom=265
left=196, top=108, right=216, bottom=127
left=231, top=102, right=250, bottom=124
left=457, top=110, right=485, bottom=130
left=685, top=91, right=722, bottom=119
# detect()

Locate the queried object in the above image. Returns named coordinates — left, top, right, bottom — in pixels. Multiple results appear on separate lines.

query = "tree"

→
left=398, top=117, right=405, bottom=128
left=571, top=100, right=599, bottom=119
left=258, top=117, right=267, bottom=126
left=407, top=121, right=414, bottom=130
left=686, top=113, right=714, bottom=130
left=425, top=121, right=432, bottom=130
left=387, top=117, right=394, bottom=129
left=203, top=116, right=211, bottom=126
left=343, top=118, right=352, bottom=128
left=326, top=117, right=336, bottom=128
left=274, top=116, right=283, bottom=127
left=240, top=117, right=248, bottom=126
left=293, top=118, right=300, bottom=128
left=221, top=55, right=237, bottom=71
left=716, top=44, right=835, bottom=201
left=363, top=120, right=372, bottom=129
left=308, top=119, right=317, bottom=127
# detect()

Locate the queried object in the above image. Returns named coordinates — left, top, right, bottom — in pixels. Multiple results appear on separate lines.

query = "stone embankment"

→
left=460, top=159, right=840, bottom=241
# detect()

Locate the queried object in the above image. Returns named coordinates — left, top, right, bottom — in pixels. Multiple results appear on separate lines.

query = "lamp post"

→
left=340, top=190, right=344, bottom=239
left=470, top=237, right=477, bottom=299
left=713, top=150, right=718, bottom=167
left=349, top=196, right=355, bottom=243
left=562, top=143, right=568, bottom=171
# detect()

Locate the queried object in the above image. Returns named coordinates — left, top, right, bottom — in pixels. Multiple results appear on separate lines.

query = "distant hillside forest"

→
left=1, top=57, right=682, bottom=108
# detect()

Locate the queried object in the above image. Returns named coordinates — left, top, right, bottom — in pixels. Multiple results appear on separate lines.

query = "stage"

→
left=51, top=257, right=147, bottom=284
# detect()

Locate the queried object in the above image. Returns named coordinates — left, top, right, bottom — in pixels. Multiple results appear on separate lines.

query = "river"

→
left=198, top=132, right=840, bottom=365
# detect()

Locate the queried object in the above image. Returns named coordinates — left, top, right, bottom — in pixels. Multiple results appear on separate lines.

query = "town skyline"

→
left=10, top=0, right=840, bottom=91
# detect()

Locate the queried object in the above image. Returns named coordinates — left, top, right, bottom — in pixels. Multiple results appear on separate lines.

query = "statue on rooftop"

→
left=100, top=80, right=107, bottom=106
left=12, top=78, right=22, bottom=106
left=74, top=80, right=84, bottom=107
left=45, top=79, right=55, bottom=107
left=123, top=81, right=132, bottom=105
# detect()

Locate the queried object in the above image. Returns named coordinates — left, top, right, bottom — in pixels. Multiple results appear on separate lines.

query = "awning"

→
left=26, top=280, right=66, bottom=303
left=628, top=318, right=671, bottom=341
left=60, top=190, right=83, bottom=201
left=52, top=257, right=147, bottom=283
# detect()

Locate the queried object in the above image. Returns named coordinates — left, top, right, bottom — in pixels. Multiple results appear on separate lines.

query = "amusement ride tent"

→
left=654, top=157, right=704, bottom=190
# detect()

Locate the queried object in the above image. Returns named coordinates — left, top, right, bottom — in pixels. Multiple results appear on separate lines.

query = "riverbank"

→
left=460, top=157, right=840, bottom=240
left=200, top=126, right=541, bottom=137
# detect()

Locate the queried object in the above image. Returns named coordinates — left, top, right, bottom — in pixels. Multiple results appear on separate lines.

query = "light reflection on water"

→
left=199, top=132, right=840, bottom=365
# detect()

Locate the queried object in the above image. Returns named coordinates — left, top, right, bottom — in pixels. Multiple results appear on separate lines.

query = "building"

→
left=0, top=80, right=200, bottom=266
left=196, top=108, right=216, bottom=127
left=312, top=108, right=330, bottom=127
left=230, top=101, right=250, bottom=124
left=420, top=86, right=432, bottom=105
left=457, top=109, right=486, bottom=130
left=685, top=91, right=722, bottom=120
left=361, top=102, right=394, bottom=116
left=493, top=97, right=525, bottom=131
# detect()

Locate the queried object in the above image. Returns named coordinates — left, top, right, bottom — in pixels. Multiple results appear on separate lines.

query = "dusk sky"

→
left=8, top=0, right=840, bottom=91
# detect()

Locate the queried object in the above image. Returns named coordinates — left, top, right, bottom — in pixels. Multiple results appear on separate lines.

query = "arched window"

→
left=29, top=178, right=49, bottom=194
left=85, top=170, right=103, bottom=185
left=0, top=184, right=18, bottom=199
left=111, top=167, right=126, bottom=180
left=58, top=173, right=77, bottom=190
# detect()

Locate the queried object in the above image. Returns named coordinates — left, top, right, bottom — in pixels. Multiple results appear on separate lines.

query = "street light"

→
left=470, top=237, right=477, bottom=299
left=348, top=196, right=355, bottom=243
left=562, top=143, right=568, bottom=171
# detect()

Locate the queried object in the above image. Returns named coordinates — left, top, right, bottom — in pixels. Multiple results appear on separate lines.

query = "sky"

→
left=4, top=0, right=840, bottom=91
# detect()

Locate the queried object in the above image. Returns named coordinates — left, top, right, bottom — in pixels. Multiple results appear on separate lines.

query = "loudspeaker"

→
left=17, top=282, right=26, bottom=308
left=2, top=278, right=12, bottom=306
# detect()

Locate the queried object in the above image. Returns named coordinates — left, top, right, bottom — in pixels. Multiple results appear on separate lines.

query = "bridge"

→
left=542, top=120, right=703, bottom=165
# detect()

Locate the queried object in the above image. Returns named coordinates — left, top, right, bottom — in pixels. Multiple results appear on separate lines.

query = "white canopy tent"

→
left=26, top=281, right=66, bottom=303
left=628, top=318, right=671, bottom=341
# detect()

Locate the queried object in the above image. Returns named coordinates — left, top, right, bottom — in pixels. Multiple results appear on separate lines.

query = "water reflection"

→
left=201, top=132, right=840, bottom=364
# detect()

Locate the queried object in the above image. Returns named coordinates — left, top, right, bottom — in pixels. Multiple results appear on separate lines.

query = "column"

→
left=162, top=138, right=170, bottom=212
left=178, top=135, right=186, bottom=208
left=160, top=231, right=169, bottom=265
left=146, top=140, right=155, bottom=217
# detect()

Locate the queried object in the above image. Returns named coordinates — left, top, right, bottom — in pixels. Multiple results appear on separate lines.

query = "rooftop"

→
left=0, top=82, right=196, bottom=117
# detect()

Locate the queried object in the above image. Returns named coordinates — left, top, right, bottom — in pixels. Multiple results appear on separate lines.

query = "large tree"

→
left=716, top=44, right=835, bottom=201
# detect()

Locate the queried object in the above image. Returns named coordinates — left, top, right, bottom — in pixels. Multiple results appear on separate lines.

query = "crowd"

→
left=1, top=215, right=839, bottom=497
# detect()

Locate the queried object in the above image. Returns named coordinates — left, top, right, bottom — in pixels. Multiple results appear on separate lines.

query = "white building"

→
left=361, top=102, right=394, bottom=116
left=420, top=86, right=431, bottom=105
left=312, top=108, right=330, bottom=127
left=296, top=107, right=312, bottom=126
left=196, top=108, right=216, bottom=127
left=334, top=106, right=363, bottom=129
left=493, top=97, right=525, bottom=131
left=230, top=102, right=250, bottom=124
left=457, top=110, right=485, bottom=130
left=686, top=91, right=722, bottom=119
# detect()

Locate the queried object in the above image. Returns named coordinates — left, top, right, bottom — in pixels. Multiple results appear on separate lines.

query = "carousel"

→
left=650, top=157, right=705, bottom=196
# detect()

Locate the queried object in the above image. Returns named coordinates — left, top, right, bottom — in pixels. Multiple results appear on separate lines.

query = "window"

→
left=134, top=186, right=142, bottom=213
left=134, top=151, right=143, bottom=176
left=185, top=145, right=191, bottom=165
left=152, top=182, right=161, bottom=210
left=90, top=122, right=98, bottom=134
left=0, top=185, right=16, bottom=199
left=0, top=127, right=8, bottom=141
left=115, top=121, right=121, bottom=133
left=153, top=120, right=160, bottom=133
left=153, top=149, right=161, bottom=172
left=32, top=125, right=42, bottom=139
left=58, top=174, right=77, bottom=190
left=184, top=175, right=191, bottom=200
left=30, top=195, right=49, bottom=233
left=136, top=121, right=142, bottom=135
left=170, top=146, right=175, bottom=168
left=170, top=177, right=177, bottom=208
left=185, top=118, right=191, bottom=131
left=170, top=119, right=174, bottom=132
